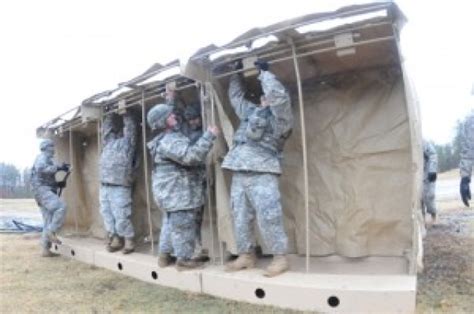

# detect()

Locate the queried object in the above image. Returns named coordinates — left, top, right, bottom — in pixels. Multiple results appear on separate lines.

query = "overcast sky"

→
left=0, top=0, right=473, bottom=169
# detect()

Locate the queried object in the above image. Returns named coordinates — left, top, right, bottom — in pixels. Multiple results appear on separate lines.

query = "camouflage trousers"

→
left=100, top=184, right=134, bottom=238
left=34, top=186, right=66, bottom=249
left=195, top=206, right=204, bottom=250
left=422, top=181, right=436, bottom=216
left=231, top=172, right=288, bottom=255
left=158, top=209, right=196, bottom=260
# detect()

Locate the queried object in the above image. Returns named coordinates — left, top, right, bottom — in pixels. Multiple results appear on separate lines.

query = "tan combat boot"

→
left=263, top=255, right=289, bottom=277
left=225, top=253, right=257, bottom=272
left=47, top=232, right=62, bottom=245
left=176, top=258, right=203, bottom=271
left=158, top=253, right=175, bottom=268
left=122, top=237, right=135, bottom=254
left=192, top=248, right=210, bottom=263
left=41, top=247, right=58, bottom=257
left=106, top=235, right=123, bottom=252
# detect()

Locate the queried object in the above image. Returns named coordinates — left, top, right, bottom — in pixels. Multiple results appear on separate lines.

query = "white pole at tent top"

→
left=290, top=39, right=311, bottom=273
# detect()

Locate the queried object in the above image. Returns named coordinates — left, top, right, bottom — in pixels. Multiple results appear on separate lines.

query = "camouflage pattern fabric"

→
left=222, top=71, right=293, bottom=174
left=231, top=172, right=288, bottom=255
left=31, top=152, right=66, bottom=249
left=460, top=111, right=474, bottom=179
left=422, top=140, right=438, bottom=216
left=158, top=213, right=173, bottom=254
left=99, top=112, right=137, bottom=186
left=99, top=185, right=134, bottom=238
left=147, top=130, right=215, bottom=212
left=31, top=152, right=59, bottom=189
left=99, top=112, right=137, bottom=238
left=158, top=209, right=196, bottom=259
left=183, top=123, right=206, bottom=251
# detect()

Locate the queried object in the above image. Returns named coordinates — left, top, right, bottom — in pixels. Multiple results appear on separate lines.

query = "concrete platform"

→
left=51, top=237, right=416, bottom=313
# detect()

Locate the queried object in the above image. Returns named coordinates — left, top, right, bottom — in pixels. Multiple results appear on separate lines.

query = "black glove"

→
left=233, top=59, right=243, bottom=71
left=428, top=172, right=437, bottom=182
left=56, top=181, right=66, bottom=189
left=460, top=177, right=471, bottom=207
left=254, top=60, right=269, bottom=72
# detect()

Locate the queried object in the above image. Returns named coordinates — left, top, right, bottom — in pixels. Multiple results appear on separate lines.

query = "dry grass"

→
left=438, top=169, right=460, bottom=180
left=1, top=197, right=473, bottom=313
left=0, top=199, right=38, bottom=214
left=0, top=216, right=299, bottom=313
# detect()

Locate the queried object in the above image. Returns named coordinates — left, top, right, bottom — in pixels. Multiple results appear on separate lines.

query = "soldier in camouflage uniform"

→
left=183, top=103, right=209, bottom=262
left=147, top=102, right=218, bottom=270
left=223, top=60, right=293, bottom=277
left=31, top=139, right=70, bottom=257
left=99, top=111, right=137, bottom=254
left=460, top=110, right=474, bottom=207
left=421, top=140, right=438, bottom=223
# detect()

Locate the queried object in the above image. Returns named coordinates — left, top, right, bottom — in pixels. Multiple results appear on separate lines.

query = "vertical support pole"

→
left=290, top=40, right=311, bottom=273
left=141, top=90, right=155, bottom=254
left=69, top=129, right=79, bottom=233
left=201, top=82, right=217, bottom=264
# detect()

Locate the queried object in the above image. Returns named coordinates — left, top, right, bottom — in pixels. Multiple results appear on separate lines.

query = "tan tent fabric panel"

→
left=42, top=2, right=419, bottom=264
left=213, top=66, right=412, bottom=257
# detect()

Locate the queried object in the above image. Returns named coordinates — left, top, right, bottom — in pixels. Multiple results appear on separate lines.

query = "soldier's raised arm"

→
left=123, top=112, right=137, bottom=149
left=257, top=62, right=293, bottom=138
left=158, top=128, right=217, bottom=166
left=228, top=61, right=257, bottom=119
left=102, top=114, right=115, bottom=146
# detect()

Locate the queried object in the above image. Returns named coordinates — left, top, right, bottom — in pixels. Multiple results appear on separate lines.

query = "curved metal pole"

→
left=290, top=40, right=311, bottom=273
left=201, top=82, right=217, bottom=264
left=141, top=90, right=155, bottom=254
left=69, top=129, right=79, bottom=234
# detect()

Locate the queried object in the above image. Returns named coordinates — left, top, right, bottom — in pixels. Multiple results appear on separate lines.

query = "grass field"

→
left=1, top=188, right=473, bottom=313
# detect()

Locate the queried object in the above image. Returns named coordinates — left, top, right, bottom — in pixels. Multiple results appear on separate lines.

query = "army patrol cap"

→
left=39, top=139, right=55, bottom=151
left=147, top=104, right=173, bottom=130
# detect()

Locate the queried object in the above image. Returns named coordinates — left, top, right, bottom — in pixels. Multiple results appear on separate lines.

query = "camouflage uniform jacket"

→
left=186, top=128, right=207, bottom=197
left=460, top=111, right=474, bottom=178
left=31, top=152, right=59, bottom=191
left=147, top=130, right=215, bottom=212
left=423, top=140, right=438, bottom=182
left=100, top=113, right=137, bottom=186
left=222, top=71, right=293, bottom=174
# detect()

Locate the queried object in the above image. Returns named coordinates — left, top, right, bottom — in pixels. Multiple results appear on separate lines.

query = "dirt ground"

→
left=1, top=178, right=473, bottom=313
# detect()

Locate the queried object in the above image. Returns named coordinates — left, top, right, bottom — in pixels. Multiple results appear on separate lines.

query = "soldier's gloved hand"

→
left=254, top=60, right=269, bottom=72
left=460, top=177, right=471, bottom=207
left=56, top=181, right=66, bottom=189
left=428, top=172, right=437, bottom=182
left=232, top=60, right=243, bottom=71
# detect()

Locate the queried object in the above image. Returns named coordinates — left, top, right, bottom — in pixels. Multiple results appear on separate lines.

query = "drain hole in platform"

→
left=255, top=288, right=265, bottom=299
left=70, top=250, right=75, bottom=256
left=328, top=296, right=340, bottom=307
left=117, top=263, right=123, bottom=271
left=54, top=244, right=58, bottom=251
left=151, top=271, right=158, bottom=280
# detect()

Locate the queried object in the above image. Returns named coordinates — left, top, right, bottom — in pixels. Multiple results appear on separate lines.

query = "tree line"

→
left=0, top=115, right=469, bottom=198
left=0, top=163, right=33, bottom=198
left=432, top=120, right=463, bottom=173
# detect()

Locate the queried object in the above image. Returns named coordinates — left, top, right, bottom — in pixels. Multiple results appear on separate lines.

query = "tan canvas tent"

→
left=37, top=2, right=422, bottom=312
